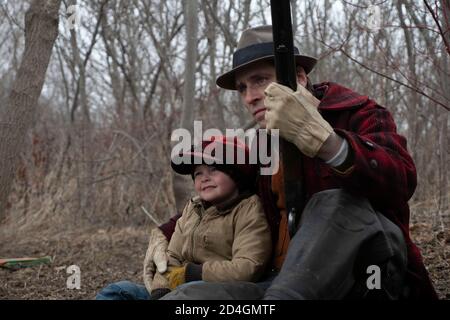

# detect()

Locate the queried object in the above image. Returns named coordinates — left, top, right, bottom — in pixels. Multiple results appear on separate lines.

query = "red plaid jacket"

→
left=160, top=82, right=437, bottom=299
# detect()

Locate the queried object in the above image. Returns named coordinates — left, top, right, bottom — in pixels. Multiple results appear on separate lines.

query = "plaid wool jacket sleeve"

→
left=330, top=101, right=417, bottom=209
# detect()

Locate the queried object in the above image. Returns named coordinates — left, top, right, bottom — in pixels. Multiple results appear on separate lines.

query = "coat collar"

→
left=191, top=191, right=253, bottom=216
left=313, top=82, right=369, bottom=111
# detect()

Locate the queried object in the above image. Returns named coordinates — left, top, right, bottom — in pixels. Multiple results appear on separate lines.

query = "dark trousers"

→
left=264, top=188, right=407, bottom=299
left=162, top=189, right=408, bottom=300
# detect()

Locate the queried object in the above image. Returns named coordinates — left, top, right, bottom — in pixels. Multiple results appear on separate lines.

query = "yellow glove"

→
left=264, top=82, right=333, bottom=158
left=143, top=228, right=169, bottom=292
left=166, top=265, right=187, bottom=290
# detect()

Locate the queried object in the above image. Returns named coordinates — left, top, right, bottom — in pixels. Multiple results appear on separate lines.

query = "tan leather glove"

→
left=143, top=228, right=169, bottom=292
left=264, top=82, right=333, bottom=158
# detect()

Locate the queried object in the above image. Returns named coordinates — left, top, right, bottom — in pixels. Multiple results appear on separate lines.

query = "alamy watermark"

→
left=366, top=5, right=382, bottom=32
left=66, top=4, right=81, bottom=30
left=171, top=121, right=280, bottom=175
left=66, top=265, right=81, bottom=290
left=366, top=264, right=381, bottom=290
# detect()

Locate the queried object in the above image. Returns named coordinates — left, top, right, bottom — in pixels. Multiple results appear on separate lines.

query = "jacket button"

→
left=364, top=140, right=375, bottom=149
left=370, top=159, right=378, bottom=168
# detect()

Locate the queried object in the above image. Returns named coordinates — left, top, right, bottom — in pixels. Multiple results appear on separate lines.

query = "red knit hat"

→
left=171, top=135, right=257, bottom=184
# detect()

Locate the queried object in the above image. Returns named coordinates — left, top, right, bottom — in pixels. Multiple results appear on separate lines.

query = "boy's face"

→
left=193, top=165, right=238, bottom=205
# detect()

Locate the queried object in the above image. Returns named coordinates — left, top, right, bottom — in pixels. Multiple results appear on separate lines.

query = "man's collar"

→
left=313, top=82, right=369, bottom=111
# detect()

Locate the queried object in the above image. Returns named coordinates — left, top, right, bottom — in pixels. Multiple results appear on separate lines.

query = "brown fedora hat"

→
left=216, top=25, right=318, bottom=90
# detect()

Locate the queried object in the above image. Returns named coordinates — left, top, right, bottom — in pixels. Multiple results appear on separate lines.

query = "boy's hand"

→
left=166, top=265, right=187, bottom=289
left=143, top=228, right=169, bottom=292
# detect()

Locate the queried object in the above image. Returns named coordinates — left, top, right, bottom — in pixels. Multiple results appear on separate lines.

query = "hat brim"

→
left=216, top=54, right=317, bottom=90
left=171, top=151, right=223, bottom=175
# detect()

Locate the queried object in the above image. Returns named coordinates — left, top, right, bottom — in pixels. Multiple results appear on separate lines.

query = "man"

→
left=99, top=25, right=437, bottom=300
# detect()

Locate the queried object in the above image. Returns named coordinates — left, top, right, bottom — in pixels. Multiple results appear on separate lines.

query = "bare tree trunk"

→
left=68, top=1, right=90, bottom=125
left=291, top=0, right=298, bottom=36
left=203, top=0, right=225, bottom=130
left=180, top=0, right=198, bottom=132
left=397, top=1, right=420, bottom=151
left=0, top=0, right=62, bottom=220
left=172, top=0, right=199, bottom=214
left=437, top=2, right=449, bottom=229
left=99, top=7, right=125, bottom=121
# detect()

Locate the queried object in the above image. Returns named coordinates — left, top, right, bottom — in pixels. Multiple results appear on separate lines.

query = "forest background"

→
left=0, top=0, right=448, bottom=299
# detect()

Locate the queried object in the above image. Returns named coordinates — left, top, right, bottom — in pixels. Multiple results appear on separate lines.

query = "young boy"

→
left=148, top=136, right=272, bottom=299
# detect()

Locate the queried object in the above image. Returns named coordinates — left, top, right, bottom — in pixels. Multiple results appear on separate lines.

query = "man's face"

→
left=235, top=60, right=307, bottom=128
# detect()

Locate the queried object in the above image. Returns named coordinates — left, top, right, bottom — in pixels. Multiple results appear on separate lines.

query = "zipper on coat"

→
left=189, top=204, right=204, bottom=262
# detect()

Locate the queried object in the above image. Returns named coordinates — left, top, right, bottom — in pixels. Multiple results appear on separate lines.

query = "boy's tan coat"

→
left=152, top=194, right=272, bottom=290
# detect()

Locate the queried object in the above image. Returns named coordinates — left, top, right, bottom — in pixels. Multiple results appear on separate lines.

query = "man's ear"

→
left=296, top=66, right=307, bottom=87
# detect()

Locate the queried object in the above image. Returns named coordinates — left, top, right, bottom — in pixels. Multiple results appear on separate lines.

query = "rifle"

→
left=270, top=0, right=305, bottom=237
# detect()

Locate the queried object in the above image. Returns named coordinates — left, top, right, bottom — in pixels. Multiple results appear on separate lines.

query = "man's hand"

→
left=143, top=228, right=169, bottom=292
left=264, top=82, right=334, bottom=158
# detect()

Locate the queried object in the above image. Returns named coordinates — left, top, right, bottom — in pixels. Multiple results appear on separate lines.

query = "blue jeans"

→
left=95, top=280, right=206, bottom=300
left=96, top=281, right=150, bottom=300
